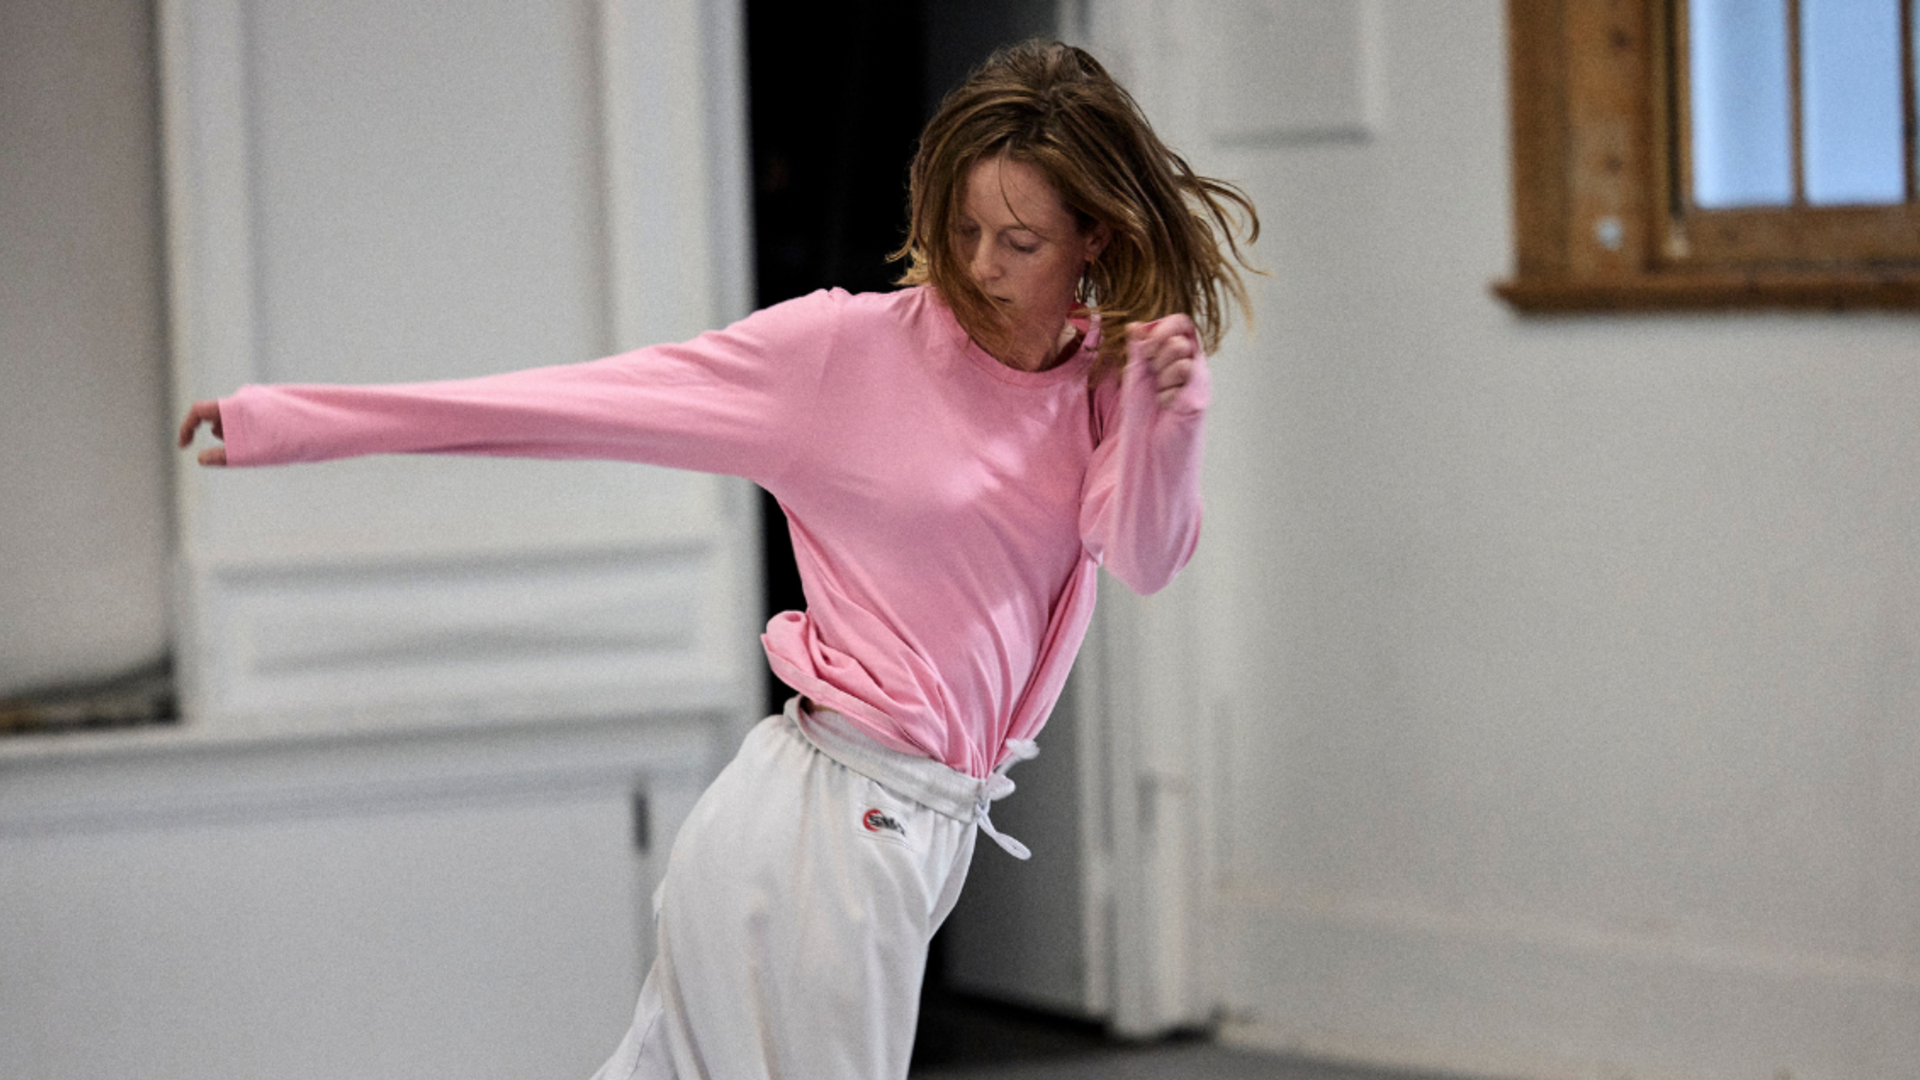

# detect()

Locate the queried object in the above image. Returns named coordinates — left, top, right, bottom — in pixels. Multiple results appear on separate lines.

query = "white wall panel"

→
left=245, top=0, right=611, bottom=385
left=8, top=796, right=635, bottom=1080
left=0, top=718, right=714, bottom=1080
left=200, top=544, right=739, bottom=737
left=1203, top=0, right=1382, bottom=145
left=161, top=0, right=757, bottom=738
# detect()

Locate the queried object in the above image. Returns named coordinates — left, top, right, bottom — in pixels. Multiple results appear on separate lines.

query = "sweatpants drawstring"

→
left=975, top=738, right=1039, bottom=860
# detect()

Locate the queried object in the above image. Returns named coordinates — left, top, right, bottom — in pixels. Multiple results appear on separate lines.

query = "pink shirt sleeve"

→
left=220, top=291, right=840, bottom=488
left=1077, top=335, right=1211, bottom=595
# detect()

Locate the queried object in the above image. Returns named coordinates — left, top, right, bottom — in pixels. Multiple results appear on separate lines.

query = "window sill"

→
left=1494, top=270, right=1920, bottom=313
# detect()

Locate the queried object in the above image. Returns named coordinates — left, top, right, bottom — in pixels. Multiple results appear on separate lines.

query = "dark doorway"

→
left=745, top=0, right=1060, bottom=717
left=746, top=4, right=926, bottom=720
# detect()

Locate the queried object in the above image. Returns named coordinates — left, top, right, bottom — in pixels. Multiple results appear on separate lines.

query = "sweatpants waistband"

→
left=785, top=696, right=1037, bottom=859
left=786, top=697, right=982, bottom=822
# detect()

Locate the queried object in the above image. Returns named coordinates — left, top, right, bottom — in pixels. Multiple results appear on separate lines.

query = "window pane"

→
left=1802, top=0, right=1905, bottom=205
left=1689, top=0, right=1794, bottom=208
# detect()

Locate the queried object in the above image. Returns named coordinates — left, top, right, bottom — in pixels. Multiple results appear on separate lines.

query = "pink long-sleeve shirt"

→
left=220, top=286, right=1207, bottom=777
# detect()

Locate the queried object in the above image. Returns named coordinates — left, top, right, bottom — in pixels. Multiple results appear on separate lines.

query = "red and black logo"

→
left=862, top=808, right=905, bottom=837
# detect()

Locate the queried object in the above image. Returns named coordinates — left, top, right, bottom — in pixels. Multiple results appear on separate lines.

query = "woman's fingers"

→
left=178, top=400, right=227, bottom=465
left=1130, top=317, right=1200, bottom=407
left=1132, top=319, right=1198, bottom=366
left=177, top=399, right=219, bottom=445
left=1155, top=356, right=1194, bottom=391
left=1135, top=313, right=1197, bottom=349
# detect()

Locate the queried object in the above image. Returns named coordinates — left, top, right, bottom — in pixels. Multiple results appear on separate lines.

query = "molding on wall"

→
left=0, top=710, right=715, bottom=837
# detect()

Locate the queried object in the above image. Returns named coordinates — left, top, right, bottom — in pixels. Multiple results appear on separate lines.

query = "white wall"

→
left=0, top=0, right=172, bottom=696
left=1163, top=3, right=1920, bottom=1079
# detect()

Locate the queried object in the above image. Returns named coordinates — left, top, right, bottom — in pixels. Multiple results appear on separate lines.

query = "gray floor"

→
left=912, top=1042, right=1436, bottom=1080
left=906, top=988, right=1449, bottom=1080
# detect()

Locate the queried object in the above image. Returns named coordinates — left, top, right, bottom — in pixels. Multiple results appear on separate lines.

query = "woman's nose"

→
left=968, top=240, right=996, bottom=283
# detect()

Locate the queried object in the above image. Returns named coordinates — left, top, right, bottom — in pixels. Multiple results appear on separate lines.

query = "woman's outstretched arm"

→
left=172, top=291, right=840, bottom=486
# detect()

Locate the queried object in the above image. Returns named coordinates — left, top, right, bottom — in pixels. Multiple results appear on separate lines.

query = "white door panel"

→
left=0, top=725, right=711, bottom=1080
left=160, top=0, right=756, bottom=739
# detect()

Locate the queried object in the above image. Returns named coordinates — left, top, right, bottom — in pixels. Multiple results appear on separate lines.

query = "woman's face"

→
left=955, top=155, right=1108, bottom=367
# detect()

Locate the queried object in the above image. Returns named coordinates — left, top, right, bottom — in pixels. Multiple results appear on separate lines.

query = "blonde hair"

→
left=894, top=41, right=1259, bottom=380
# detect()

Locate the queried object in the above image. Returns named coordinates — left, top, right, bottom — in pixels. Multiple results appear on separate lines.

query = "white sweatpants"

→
left=590, top=698, right=1027, bottom=1080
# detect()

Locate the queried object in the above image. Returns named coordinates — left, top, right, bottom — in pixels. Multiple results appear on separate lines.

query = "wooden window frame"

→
left=1496, top=0, right=1920, bottom=312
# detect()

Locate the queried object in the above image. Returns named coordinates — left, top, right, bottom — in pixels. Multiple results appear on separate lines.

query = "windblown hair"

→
left=894, top=41, right=1260, bottom=380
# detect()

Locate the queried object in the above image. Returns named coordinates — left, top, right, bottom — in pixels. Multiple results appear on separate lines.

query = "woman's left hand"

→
left=1129, top=315, right=1200, bottom=410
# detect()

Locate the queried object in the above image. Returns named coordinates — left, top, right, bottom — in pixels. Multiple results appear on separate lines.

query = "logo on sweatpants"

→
left=862, top=808, right=906, bottom=838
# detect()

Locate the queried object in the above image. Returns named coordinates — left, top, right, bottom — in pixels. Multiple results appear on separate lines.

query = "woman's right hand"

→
left=177, top=400, right=228, bottom=466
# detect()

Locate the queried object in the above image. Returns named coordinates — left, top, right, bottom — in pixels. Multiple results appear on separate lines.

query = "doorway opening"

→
left=745, top=0, right=1062, bottom=715
left=741, top=3, right=1112, bottom=1068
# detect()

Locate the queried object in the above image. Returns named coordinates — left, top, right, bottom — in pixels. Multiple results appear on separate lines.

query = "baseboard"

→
left=1211, top=887, right=1920, bottom=1080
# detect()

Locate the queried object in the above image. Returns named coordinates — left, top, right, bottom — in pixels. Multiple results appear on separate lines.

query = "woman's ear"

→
left=1083, top=220, right=1112, bottom=262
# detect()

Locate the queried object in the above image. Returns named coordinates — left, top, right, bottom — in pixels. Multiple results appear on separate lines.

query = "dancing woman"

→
left=180, top=40, right=1257, bottom=1080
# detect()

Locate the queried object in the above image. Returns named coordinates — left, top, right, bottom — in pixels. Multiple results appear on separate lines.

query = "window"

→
left=1496, top=0, right=1920, bottom=311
